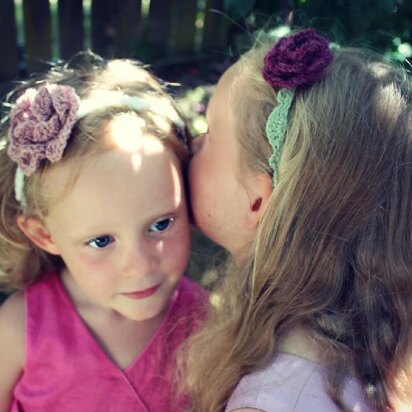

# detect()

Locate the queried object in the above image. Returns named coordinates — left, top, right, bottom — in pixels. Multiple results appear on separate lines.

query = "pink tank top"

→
left=226, top=353, right=373, bottom=412
left=11, top=272, right=208, bottom=412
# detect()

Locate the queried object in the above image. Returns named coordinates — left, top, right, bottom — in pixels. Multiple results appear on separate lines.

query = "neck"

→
left=278, top=326, right=322, bottom=364
left=59, top=267, right=168, bottom=368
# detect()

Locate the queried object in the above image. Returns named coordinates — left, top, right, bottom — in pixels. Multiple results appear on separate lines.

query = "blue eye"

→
left=149, top=217, right=174, bottom=233
left=87, top=235, right=113, bottom=249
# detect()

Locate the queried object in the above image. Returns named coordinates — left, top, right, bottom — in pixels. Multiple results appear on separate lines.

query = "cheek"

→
left=189, top=158, right=213, bottom=209
left=65, top=249, right=116, bottom=279
left=166, top=230, right=191, bottom=272
left=189, top=147, right=210, bottom=185
left=77, top=249, right=110, bottom=266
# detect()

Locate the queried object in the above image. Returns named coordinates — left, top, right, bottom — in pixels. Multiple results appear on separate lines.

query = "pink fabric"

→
left=226, top=353, right=373, bottom=412
left=11, top=272, right=207, bottom=412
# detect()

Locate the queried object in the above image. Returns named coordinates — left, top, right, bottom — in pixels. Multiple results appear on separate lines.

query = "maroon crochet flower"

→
left=7, top=85, right=80, bottom=176
left=263, top=28, right=333, bottom=89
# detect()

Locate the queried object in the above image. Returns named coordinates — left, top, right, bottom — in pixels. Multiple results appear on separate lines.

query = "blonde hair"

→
left=0, top=52, right=190, bottom=289
left=184, top=43, right=412, bottom=411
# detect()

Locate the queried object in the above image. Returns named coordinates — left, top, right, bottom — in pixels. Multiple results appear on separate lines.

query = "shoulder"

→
left=0, top=291, right=25, bottom=362
left=0, top=290, right=25, bottom=339
left=226, top=353, right=370, bottom=412
left=226, top=354, right=313, bottom=411
left=0, top=291, right=25, bottom=409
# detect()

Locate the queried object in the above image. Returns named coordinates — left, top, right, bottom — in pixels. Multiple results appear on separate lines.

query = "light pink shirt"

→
left=226, top=353, right=373, bottom=412
left=11, top=272, right=208, bottom=412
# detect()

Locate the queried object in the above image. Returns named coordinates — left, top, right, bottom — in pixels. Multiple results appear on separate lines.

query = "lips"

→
left=122, top=284, right=160, bottom=300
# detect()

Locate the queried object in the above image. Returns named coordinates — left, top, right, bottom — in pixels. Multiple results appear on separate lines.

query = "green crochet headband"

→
left=262, top=28, right=333, bottom=185
left=265, top=88, right=294, bottom=185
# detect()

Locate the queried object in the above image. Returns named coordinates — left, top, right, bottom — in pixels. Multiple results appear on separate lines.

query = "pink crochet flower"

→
left=7, top=85, right=80, bottom=176
left=263, top=28, right=333, bottom=89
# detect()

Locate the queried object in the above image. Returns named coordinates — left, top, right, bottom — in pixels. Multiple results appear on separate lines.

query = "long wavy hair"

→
left=183, top=43, right=412, bottom=411
left=0, top=52, right=190, bottom=289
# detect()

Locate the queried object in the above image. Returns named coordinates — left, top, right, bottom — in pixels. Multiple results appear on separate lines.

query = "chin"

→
left=125, top=309, right=164, bottom=322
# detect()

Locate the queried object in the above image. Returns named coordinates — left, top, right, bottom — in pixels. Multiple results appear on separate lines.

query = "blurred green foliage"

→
left=176, top=0, right=412, bottom=138
left=175, top=86, right=210, bottom=136
left=223, top=0, right=412, bottom=61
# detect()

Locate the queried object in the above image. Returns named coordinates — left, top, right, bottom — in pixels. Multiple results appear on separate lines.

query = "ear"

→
left=16, top=215, right=60, bottom=255
left=245, top=172, right=273, bottom=230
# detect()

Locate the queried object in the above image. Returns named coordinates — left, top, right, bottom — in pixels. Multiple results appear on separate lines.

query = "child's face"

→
left=189, top=64, right=256, bottom=257
left=41, top=118, right=190, bottom=321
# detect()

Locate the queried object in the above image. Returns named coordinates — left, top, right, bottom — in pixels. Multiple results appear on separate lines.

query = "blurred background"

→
left=1, top=0, right=412, bottom=126
left=0, top=0, right=411, bottom=298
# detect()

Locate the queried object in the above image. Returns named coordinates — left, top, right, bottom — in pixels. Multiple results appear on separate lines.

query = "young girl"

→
left=0, top=53, right=207, bottom=412
left=186, top=29, right=412, bottom=411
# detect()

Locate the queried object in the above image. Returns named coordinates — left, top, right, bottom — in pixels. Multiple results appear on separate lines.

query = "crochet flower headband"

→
left=7, top=85, right=185, bottom=207
left=263, top=28, right=333, bottom=184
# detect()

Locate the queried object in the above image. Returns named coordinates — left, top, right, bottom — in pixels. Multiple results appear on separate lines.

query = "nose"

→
left=121, top=242, right=159, bottom=278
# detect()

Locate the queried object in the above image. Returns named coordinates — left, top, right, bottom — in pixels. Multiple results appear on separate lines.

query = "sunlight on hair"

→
left=209, top=292, right=222, bottom=308
left=368, top=61, right=392, bottom=78
left=106, top=60, right=153, bottom=84
left=145, top=95, right=184, bottom=130
left=267, top=25, right=291, bottom=40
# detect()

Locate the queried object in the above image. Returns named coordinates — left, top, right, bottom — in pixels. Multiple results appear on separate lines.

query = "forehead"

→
left=208, top=63, right=239, bottom=111
left=43, top=133, right=183, bottom=221
left=106, top=113, right=157, bottom=153
left=208, top=63, right=246, bottom=137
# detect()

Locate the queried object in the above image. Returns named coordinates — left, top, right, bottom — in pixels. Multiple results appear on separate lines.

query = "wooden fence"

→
left=0, top=0, right=232, bottom=83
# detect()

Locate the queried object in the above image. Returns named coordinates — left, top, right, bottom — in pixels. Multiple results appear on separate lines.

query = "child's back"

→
left=186, top=29, right=412, bottom=411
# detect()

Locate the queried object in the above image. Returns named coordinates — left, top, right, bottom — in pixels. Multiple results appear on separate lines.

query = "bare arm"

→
left=0, top=292, right=25, bottom=412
